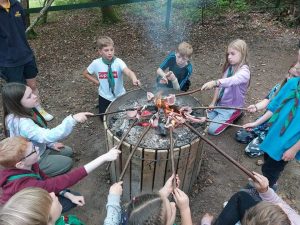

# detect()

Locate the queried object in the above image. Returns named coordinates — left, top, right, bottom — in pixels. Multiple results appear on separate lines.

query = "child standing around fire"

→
left=156, top=42, right=193, bottom=91
left=201, top=39, right=250, bottom=135
left=83, top=36, right=140, bottom=120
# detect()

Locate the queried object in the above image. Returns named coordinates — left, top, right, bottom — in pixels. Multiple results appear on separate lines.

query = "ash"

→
left=107, top=97, right=205, bottom=149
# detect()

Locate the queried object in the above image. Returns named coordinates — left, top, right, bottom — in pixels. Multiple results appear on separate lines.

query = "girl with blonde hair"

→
left=201, top=39, right=250, bottom=135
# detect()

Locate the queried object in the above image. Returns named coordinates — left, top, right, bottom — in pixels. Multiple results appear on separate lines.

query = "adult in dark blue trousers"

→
left=0, top=0, right=53, bottom=121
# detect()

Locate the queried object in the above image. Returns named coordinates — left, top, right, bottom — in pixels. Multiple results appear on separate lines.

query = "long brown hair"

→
left=124, top=193, right=166, bottom=225
left=2, top=83, right=34, bottom=137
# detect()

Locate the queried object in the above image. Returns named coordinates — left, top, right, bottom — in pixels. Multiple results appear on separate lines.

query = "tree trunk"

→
left=20, top=0, right=30, bottom=27
left=41, top=0, right=50, bottom=24
left=101, top=6, right=120, bottom=23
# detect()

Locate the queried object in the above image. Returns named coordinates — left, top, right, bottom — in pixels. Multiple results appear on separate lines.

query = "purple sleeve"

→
left=219, top=65, right=250, bottom=87
left=259, top=188, right=300, bottom=224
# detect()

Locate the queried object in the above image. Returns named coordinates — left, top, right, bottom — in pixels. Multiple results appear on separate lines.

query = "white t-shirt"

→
left=87, top=57, right=127, bottom=101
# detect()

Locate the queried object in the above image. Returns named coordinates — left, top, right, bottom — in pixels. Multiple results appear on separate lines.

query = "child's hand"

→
left=159, top=75, right=168, bottom=84
left=243, top=122, right=256, bottom=130
left=52, top=142, right=64, bottom=151
left=132, top=78, right=141, bottom=86
left=282, top=148, right=297, bottom=161
left=66, top=193, right=85, bottom=206
left=109, top=181, right=123, bottom=196
left=173, top=188, right=189, bottom=211
left=201, top=80, right=217, bottom=90
left=201, top=213, right=214, bottom=225
left=166, top=71, right=176, bottom=81
left=247, top=104, right=258, bottom=113
left=104, top=147, right=121, bottom=161
left=159, top=174, right=180, bottom=198
left=73, top=112, right=94, bottom=123
left=251, top=171, right=269, bottom=193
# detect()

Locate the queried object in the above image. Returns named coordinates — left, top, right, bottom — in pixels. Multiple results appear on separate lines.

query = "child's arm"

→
left=247, top=99, right=270, bottom=113
left=166, top=71, right=180, bottom=90
left=104, top=182, right=123, bottom=225
left=83, top=69, right=99, bottom=85
left=173, top=188, right=193, bottom=225
left=282, top=140, right=300, bottom=161
left=209, top=89, right=219, bottom=107
left=17, top=112, right=93, bottom=144
left=243, top=110, right=273, bottom=129
left=62, top=191, right=85, bottom=206
left=123, top=67, right=140, bottom=86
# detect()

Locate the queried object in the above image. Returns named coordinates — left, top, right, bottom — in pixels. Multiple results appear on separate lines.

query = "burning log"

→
left=184, top=122, right=256, bottom=181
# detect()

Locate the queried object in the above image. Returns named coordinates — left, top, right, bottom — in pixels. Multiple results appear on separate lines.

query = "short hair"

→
left=124, top=193, right=166, bottom=225
left=242, top=201, right=291, bottom=225
left=0, top=188, right=52, bottom=225
left=0, top=137, right=28, bottom=167
left=96, top=36, right=114, bottom=49
left=177, top=42, right=193, bottom=58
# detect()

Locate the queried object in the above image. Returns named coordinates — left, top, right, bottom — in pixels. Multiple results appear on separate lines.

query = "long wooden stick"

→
left=175, top=87, right=202, bottom=97
left=193, top=106, right=248, bottom=111
left=118, top=124, right=152, bottom=181
left=206, top=119, right=243, bottom=128
left=169, top=127, right=176, bottom=188
left=184, top=122, right=255, bottom=180
left=87, top=108, right=137, bottom=117
left=106, top=119, right=138, bottom=171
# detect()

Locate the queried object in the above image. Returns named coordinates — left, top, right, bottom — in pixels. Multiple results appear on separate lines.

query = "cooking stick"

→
left=175, top=87, right=202, bottom=97
left=206, top=119, right=244, bottom=128
left=118, top=123, right=152, bottom=181
left=87, top=108, right=137, bottom=117
left=106, top=119, right=138, bottom=171
left=192, top=106, right=248, bottom=111
left=169, top=127, right=176, bottom=188
left=184, top=122, right=256, bottom=181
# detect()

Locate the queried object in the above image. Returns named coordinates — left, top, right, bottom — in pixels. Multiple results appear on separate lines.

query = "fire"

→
left=155, top=97, right=173, bottom=114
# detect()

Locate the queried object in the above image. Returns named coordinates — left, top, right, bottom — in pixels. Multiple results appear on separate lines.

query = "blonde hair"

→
left=177, top=42, right=193, bottom=58
left=0, top=188, right=52, bottom=225
left=0, top=137, right=28, bottom=168
left=242, top=201, right=291, bottom=225
left=96, top=36, right=114, bottom=49
left=223, top=39, right=249, bottom=73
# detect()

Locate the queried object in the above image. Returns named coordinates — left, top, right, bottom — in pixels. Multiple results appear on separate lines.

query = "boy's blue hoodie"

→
left=0, top=0, right=33, bottom=67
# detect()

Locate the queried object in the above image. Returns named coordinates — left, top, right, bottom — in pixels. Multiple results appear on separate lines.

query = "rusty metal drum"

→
left=104, top=88, right=205, bottom=201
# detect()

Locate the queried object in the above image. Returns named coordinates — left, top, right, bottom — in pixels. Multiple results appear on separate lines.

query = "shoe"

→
left=38, top=107, right=54, bottom=121
left=241, top=187, right=261, bottom=201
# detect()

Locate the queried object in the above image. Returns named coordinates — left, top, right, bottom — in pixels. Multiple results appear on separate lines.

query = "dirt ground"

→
left=3, top=6, right=300, bottom=224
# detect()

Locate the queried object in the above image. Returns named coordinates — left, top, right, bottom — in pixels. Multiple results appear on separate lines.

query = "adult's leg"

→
left=262, top=153, right=288, bottom=188
left=214, top=191, right=259, bottom=225
left=99, top=95, right=112, bottom=121
left=207, top=109, right=241, bottom=135
left=38, top=150, right=73, bottom=177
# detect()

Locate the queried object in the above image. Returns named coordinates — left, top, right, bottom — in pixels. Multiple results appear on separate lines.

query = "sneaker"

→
left=38, top=107, right=54, bottom=121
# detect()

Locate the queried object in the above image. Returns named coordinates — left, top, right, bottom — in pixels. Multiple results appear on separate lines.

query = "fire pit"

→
left=104, top=88, right=205, bottom=200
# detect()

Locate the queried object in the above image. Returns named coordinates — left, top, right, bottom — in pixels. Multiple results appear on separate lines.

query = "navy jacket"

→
left=0, top=0, right=33, bottom=67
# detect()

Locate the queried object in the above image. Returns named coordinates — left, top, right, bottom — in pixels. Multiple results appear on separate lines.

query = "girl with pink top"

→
left=201, top=39, right=250, bottom=135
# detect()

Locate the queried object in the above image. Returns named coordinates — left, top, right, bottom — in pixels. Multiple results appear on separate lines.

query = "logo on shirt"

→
left=15, top=11, right=21, bottom=17
left=98, top=71, right=118, bottom=79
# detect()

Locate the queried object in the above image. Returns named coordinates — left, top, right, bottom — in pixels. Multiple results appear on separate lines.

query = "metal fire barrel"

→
left=104, top=88, right=204, bottom=201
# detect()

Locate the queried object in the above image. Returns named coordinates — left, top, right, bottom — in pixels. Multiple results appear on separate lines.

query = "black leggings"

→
left=214, top=191, right=259, bottom=225
left=262, top=153, right=288, bottom=188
